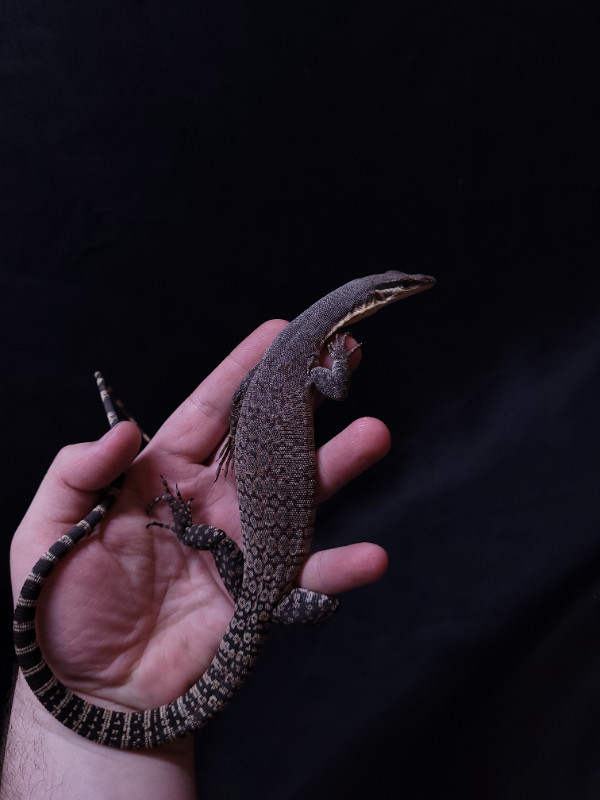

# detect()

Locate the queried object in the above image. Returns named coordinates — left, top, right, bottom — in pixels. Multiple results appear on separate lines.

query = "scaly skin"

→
left=13, top=271, right=435, bottom=748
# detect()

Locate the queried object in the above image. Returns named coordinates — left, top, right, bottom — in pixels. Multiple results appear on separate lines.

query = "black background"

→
left=1, top=2, right=599, bottom=798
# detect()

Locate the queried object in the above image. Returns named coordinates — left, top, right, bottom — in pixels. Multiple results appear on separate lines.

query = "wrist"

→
left=1, top=672, right=196, bottom=800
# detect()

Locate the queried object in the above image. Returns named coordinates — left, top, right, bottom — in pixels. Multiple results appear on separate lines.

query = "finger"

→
left=298, top=542, right=389, bottom=595
left=149, top=319, right=288, bottom=464
left=316, top=416, right=391, bottom=505
left=11, top=422, right=141, bottom=587
left=16, top=421, right=141, bottom=537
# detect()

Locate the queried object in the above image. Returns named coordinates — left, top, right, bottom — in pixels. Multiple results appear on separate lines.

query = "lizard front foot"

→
left=327, top=331, right=361, bottom=362
left=310, top=332, right=361, bottom=401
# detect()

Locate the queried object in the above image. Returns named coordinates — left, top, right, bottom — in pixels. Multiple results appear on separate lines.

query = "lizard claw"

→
left=327, top=332, right=362, bottom=360
left=215, top=436, right=234, bottom=481
left=145, top=476, right=194, bottom=536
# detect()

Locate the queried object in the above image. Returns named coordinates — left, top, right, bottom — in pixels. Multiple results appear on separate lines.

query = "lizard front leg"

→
left=216, top=363, right=260, bottom=479
left=309, top=332, right=361, bottom=401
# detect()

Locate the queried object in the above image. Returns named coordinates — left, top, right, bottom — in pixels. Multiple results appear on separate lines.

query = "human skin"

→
left=3, top=320, right=390, bottom=799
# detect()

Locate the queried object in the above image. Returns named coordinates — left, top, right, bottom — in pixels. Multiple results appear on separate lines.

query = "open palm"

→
left=11, top=320, right=390, bottom=715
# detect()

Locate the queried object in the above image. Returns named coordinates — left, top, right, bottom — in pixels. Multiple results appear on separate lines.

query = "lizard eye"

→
left=375, top=275, right=435, bottom=297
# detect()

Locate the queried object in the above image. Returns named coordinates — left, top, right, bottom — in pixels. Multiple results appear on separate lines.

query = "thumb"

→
left=52, top=420, right=142, bottom=498
left=11, top=421, right=141, bottom=581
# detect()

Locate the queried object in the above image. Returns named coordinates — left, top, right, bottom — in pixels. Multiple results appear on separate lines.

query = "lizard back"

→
left=13, top=271, right=435, bottom=748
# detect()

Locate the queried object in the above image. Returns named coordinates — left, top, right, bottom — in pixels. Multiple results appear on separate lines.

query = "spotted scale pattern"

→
left=14, top=272, right=435, bottom=748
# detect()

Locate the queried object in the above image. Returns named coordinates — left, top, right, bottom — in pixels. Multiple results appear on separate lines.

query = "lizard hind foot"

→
left=273, top=588, right=340, bottom=625
left=145, top=477, right=194, bottom=537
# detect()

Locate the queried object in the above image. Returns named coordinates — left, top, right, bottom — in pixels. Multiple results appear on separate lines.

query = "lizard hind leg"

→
left=146, top=478, right=244, bottom=601
left=273, top=588, right=339, bottom=625
left=146, top=477, right=194, bottom=535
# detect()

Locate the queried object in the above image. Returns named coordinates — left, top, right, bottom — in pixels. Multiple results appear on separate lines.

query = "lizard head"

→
left=332, top=271, right=436, bottom=332
left=372, top=271, right=437, bottom=303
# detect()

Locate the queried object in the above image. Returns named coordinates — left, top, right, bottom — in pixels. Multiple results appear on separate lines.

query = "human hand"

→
left=10, top=320, right=390, bottom=714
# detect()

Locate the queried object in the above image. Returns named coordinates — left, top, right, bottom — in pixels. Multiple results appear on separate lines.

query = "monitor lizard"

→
left=13, top=270, right=435, bottom=749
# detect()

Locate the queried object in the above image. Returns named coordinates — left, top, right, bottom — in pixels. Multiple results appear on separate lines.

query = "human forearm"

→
left=1, top=673, right=196, bottom=800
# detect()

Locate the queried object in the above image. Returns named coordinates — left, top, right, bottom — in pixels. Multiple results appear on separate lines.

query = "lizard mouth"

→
left=326, top=272, right=436, bottom=340
left=374, top=274, right=437, bottom=301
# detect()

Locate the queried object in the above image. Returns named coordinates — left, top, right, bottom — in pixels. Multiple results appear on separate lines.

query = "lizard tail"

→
left=14, top=512, right=265, bottom=749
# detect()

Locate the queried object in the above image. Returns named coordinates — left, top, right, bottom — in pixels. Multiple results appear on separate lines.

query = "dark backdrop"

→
left=1, top=2, right=599, bottom=798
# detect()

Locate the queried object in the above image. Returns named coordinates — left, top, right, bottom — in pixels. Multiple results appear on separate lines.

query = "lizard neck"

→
left=261, top=271, right=436, bottom=367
